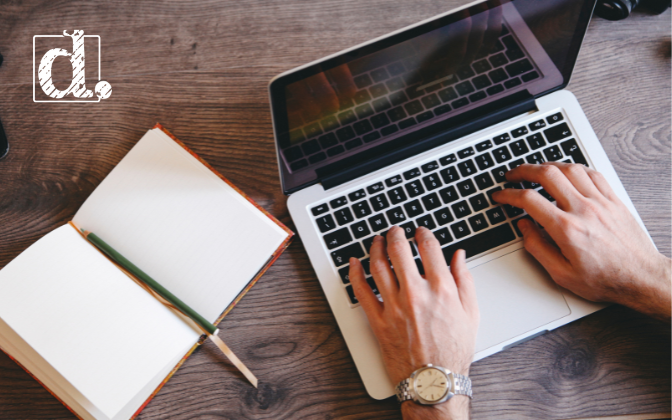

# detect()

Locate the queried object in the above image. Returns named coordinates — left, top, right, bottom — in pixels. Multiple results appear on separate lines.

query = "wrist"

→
left=401, top=396, right=470, bottom=420
left=621, top=254, right=671, bottom=322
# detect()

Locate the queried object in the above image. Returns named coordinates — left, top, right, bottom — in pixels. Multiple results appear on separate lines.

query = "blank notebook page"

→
left=0, top=225, right=200, bottom=420
left=73, top=128, right=289, bottom=322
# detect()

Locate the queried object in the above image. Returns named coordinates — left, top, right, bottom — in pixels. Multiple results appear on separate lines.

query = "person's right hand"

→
left=492, top=162, right=671, bottom=322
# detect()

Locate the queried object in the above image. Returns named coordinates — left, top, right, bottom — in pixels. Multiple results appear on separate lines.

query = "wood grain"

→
left=0, top=1, right=669, bottom=419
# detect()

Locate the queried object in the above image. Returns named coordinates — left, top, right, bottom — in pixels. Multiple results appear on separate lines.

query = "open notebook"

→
left=0, top=125, right=293, bottom=420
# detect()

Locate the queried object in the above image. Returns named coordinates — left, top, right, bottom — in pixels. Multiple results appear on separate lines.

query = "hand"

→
left=492, top=162, right=671, bottom=322
left=349, top=226, right=479, bottom=419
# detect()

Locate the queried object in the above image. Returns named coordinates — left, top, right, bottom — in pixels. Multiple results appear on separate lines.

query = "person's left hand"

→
left=349, top=226, right=479, bottom=418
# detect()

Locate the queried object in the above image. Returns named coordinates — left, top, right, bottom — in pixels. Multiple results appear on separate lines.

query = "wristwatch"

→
left=395, top=364, right=472, bottom=404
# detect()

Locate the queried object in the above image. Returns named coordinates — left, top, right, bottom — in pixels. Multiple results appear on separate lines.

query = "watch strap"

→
left=395, top=378, right=413, bottom=403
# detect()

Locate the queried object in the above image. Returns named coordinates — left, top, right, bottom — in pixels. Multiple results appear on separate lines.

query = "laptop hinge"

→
left=320, top=92, right=537, bottom=191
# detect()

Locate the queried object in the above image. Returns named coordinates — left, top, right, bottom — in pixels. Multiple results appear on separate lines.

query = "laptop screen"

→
left=270, top=0, right=596, bottom=194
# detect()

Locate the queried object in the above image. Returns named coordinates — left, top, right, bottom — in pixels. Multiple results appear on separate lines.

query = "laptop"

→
left=268, top=0, right=652, bottom=399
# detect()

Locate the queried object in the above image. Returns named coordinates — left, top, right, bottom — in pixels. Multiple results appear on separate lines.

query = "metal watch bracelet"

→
left=395, top=372, right=472, bottom=403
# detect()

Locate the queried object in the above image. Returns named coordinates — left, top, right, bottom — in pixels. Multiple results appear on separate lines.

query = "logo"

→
left=33, top=30, right=111, bottom=102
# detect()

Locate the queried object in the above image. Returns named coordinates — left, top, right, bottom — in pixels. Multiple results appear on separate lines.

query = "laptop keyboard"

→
left=283, top=23, right=542, bottom=172
left=309, top=111, right=589, bottom=306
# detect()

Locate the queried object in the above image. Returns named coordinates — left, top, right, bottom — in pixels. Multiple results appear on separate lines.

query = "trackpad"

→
left=471, top=249, right=570, bottom=352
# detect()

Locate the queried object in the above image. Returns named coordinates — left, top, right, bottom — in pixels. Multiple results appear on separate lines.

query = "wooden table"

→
left=0, top=1, right=669, bottom=419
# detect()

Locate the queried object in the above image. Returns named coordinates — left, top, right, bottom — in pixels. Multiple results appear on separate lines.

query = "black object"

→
left=595, top=0, right=670, bottom=20
left=0, top=51, right=7, bottom=160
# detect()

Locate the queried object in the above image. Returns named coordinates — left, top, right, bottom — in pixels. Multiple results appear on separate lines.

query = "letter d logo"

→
left=33, top=30, right=111, bottom=102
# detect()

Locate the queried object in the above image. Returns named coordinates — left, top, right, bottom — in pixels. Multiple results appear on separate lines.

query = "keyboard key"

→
left=389, top=90, right=409, bottom=107
left=561, top=139, right=588, bottom=166
left=527, top=133, right=546, bottom=150
left=410, top=241, right=418, bottom=257
left=338, top=110, right=357, bottom=126
left=400, top=221, right=416, bottom=239
left=388, top=62, right=405, bottom=76
left=351, top=221, right=371, bottom=239
left=422, top=173, right=443, bottom=191
left=476, top=140, right=493, bottom=151
left=335, top=208, right=354, bottom=225
left=367, top=183, right=385, bottom=195
left=522, top=71, right=539, bottom=82
left=422, top=193, right=441, bottom=211
left=405, top=180, right=425, bottom=197
left=469, top=91, right=487, bottom=102
left=451, top=201, right=472, bottom=218
left=526, top=152, right=545, bottom=165
left=403, top=168, right=421, bottom=180
left=473, top=59, right=492, bottom=74
left=472, top=74, right=492, bottom=89
left=387, top=106, right=407, bottom=122
left=316, top=214, right=337, bottom=233
left=487, top=84, right=505, bottom=96
left=456, top=81, right=475, bottom=96
left=439, top=185, right=459, bottom=204
left=489, top=67, right=508, bottom=83
left=457, top=179, right=477, bottom=197
left=442, top=223, right=515, bottom=261
left=511, top=126, right=528, bottom=138
left=434, top=207, right=454, bottom=226
left=432, top=227, right=452, bottom=245
left=438, top=87, right=458, bottom=103
left=505, top=59, right=533, bottom=77
left=452, top=97, right=469, bottom=109
left=493, top=133, right=511, bottom=145
left=450, top=220, right=471, bottom=239
left=386, top=174, right=403, bottom=187
left=509, top=139, right=529, bottom=156
left=353, top=120, right=374, bottom=136
left=457, top=66, right=476, bottom=80
left=486, top=187, right=502, bottom=205
left=468, top=213, right=489, bottom=232
left=330, top=196, right=347, bottom=209
left=327, top=146, right=344, bottom=157
left=354, top=74, right=373, bottom=89
left=348, top=189, right=366, bottom=202
left=363, top=236, right=375, bottom=252
left=489, top=53, right=508, bottom=68
left=370, top=193, right=390, bottom=211
left=504, top=182, right=522, bottom=190
left=421, top=94, right=441, bottom=109
left=543, top=145, right=563, bottom=162
left=469, top=193, right=489, bottom=212
left=415, top=259, right=425, bottom=275
left=439, top=153, right=457, bottom=165
left=361, top=258, right=371, bottom=276
left=331, top=242, right=364, bottom=267
left=404, top=200, right=424, bottom=217
left=416, top=214, right=436, bottom=230
left=324, top=227, right=353, bottom=250
left=421, top=161, right=440, bottom=172
left=491, top=166, right=508, bottom=183
left=352, top=201, right=373, bottom=218
left=355, top=103, right=374, bottom=119
left=338, top=266, right=352, bottom=284
left=474, top=172, right=495, bottom=190
left=345, top=138, right=363, bottom=150
left=311, top=204, right=329, bottom=216
left=440, top=166, right=461, bottom=183
left=458, top=147, right=475, bottom=159
left=522, top=180, right=540, bottom=189
left=544, top=123, right=572, bottom=143
left=368, top=214, right=389, bottom=232
left=386, top=207, right=407, bottom=224
left=319, top=133, right=339, bottom=149
left=529, top=119, right=546, bottom=131
left=475, top=153, right=495, bottom=170
left=345, top=284, right=358, bottom=304
left=504, top=204, right=524, bottom=218
left=386, top=77, right=405, bottom=92
left=371, top=68, right=389, bottom=83
left=370, top=83, right=389, bottom=98
left=509, top=159, right=525, bottom=170
left=457, top=160, right=477, bottom=177
left=371, top=113, right=391, bottom=129
left=387, top=187, right=408, bottom=205
left=417, top=111, right=434, bottom=123
left=404, top=100, right=424, bottom=115
left=492, top=146, right=512, bottom=163
left=308, top=153, right=327, bottom=164
left=486, top=206, right=506, bottom=225
left=546, top=112, right=564, bottom=125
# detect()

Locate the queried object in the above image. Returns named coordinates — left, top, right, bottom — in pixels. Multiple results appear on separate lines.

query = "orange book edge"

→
left=0, top=123, right=294, bottom=420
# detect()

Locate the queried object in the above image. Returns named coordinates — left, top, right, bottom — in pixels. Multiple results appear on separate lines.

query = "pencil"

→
left=70, top=222, right=258, bottom=388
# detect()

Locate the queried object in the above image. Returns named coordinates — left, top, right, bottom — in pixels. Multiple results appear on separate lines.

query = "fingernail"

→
left=417, top=226, right=428, bottom=232
left=349, top=257, right=359, bottom=265
left=373, top=235, right=383, bottom=242
left=517, top=219, right=529, bottom=233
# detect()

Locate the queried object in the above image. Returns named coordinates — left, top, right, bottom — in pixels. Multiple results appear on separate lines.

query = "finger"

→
left=492, top=187, right=566, bottom=234
left=304, top=72, right=339, bottom=117
left=386, top=226, right=421, bottom=291
left=585, top=168, right=619, bottom=202
left=451, top=250, right=479, bottom=319
left=516, top=218, right=571, bottom=278
left=542, top=162, right=602, bottom=199
left=478, top=4, right=503, bottom=59
left=505, top=163, right=581, bottom=210
left=369, top=235, right=398, bottom=300
left=414, top=227, right=453, bottom=287
left=327, top=65, right=358, bottom=101
left=349, top=258, right=382, bottom=319
left=463, top=6, right=489, bottom=65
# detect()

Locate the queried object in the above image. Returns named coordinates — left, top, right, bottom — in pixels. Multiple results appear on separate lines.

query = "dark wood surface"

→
left=0, top=1, right=669, bottom=419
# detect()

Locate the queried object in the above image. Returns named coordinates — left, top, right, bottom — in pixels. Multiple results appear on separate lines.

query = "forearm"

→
left=621, top=254, right=671, bottom=323
left=401, top=397, right=470, bottom=420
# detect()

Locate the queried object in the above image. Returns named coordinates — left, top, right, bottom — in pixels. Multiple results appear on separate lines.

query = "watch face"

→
left=414, top=367, right=449, bottom=402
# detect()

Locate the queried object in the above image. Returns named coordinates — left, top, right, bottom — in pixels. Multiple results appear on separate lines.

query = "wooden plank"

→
left=0, top=1, right=669, bottom=419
